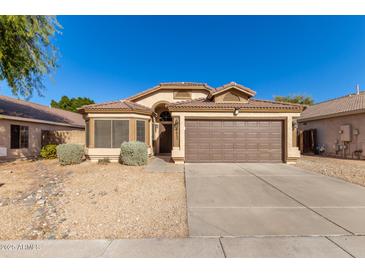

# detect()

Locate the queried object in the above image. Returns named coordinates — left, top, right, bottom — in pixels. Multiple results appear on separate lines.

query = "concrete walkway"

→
left=1, top=236, right=365, bottom=257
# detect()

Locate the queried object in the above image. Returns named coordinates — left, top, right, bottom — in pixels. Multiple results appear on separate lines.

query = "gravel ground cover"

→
left=0, top=159, right=187, bottom=240
left=296, top=155, right=365, bottom=186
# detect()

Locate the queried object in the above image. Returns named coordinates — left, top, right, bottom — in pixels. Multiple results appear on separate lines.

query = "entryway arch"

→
left=153, top=102, right=173, bottom=154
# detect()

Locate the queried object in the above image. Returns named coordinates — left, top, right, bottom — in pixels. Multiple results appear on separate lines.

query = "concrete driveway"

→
left=185, top=163, right=365, bottom=257
left=186, top=163, right=365, bottom=236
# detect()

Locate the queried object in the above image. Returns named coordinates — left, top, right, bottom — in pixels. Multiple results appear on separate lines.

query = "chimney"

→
left=356, top=84, right=360, bottom=95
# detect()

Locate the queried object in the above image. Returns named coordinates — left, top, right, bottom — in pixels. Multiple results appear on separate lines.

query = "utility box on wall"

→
left=0, top=147, right=7, bottom=157
left=340, top=125, right=352, bottom=142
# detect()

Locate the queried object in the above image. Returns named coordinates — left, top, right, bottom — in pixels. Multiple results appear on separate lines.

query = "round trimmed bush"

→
left=40, top=144, right=58, bottom=159
left=56, top=144, right=84, bottom=165
left=120, top=141, right=148, bottom=166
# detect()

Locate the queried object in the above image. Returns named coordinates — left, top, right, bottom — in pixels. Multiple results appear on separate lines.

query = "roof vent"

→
left=356, top=84, right=360, bottom=95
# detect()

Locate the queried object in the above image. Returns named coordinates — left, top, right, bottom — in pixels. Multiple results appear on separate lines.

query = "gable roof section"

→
left=298, top=91, right=365, bottom=122
left=79, top=100, right=153, bottom=114
left=127, top=82, right=214, bottom=101
left=0, top=95, right=84, bottom=128
left=167, top=98, right=303, bottom=112
left=209, top=82, right=256, bottom=99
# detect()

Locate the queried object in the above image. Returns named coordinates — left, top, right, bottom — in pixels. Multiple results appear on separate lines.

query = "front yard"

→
left=296, top=155, right=365, bottom=186
left=0, top=160, right=187, bottom=240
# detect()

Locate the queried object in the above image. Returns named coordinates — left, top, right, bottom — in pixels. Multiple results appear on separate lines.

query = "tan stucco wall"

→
left=214, top=88, right=250, bottom=103
left=298, top=113, right=365, bottom=158
left=170, top=111, right=301, bottom=164
left=0, top=119, right=84, bottom=160
left=134, top=90, right=209, bottom=109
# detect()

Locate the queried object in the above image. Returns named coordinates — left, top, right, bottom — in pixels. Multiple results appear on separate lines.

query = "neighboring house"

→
left=297, top=91, right=365, bottom=159
left=0, top=95, right=85, bottom=160
left=79, top=82, right=302, bottom=164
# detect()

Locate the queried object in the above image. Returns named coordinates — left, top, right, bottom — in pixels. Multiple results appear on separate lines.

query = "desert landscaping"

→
left=296, top=155, right=365, bottom=186
left=1, top=155, right=365, bottom=240
left=0, top=159, right=187, bottom=240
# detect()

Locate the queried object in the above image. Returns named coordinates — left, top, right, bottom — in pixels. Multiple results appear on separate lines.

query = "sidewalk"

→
left=1, top=236, right=364, bottom=258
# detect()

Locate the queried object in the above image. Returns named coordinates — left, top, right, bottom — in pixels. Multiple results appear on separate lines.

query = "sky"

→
left=2, top=15, right=365, bottom=105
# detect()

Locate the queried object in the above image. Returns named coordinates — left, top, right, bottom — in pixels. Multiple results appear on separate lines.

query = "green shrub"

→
left=40, top=144, right=57, bottom=159
left=120, top=141, right=148, bottom=166
left=56, top=144, right=84, bottom=165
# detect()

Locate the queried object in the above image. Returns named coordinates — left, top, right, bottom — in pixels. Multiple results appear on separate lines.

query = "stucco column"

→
left=172, top=116, right=180, bottom=148
left=287, top=116, right=293, bottom=148
left=171, top=113, right=185, bottom=164
left=89, top=117, right=94, bottom=148
left=292, top=120, right=298, bottom=147
left=286, top=115, right=301, bottom=163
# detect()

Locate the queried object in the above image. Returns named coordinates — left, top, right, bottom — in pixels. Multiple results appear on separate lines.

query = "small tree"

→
left=0, top=16, right=61, bottom=97
left=274, top=95, right=314, bottom=105
left=50, top=96, right=95, bottom=112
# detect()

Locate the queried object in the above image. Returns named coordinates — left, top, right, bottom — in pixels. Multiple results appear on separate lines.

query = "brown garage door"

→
left=185, top=120, right=283, bottom=163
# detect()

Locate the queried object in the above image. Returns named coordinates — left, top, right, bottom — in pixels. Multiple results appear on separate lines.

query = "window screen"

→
left=11, top=125, right=28, bottom=149
left=137, top=120, right=145, bottom=142
left=112, top=120, right=129, bottom=148
left=95, top=120, right=111, bottom=148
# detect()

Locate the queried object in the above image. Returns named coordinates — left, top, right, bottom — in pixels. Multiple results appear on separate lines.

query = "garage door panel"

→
left=185, top=120, right=283, bottom=163
left=223, top=154, right=235, bottom=161
left=236, top=121, right=247, bottom=127
left=222, top=121, right=234, bottom=127
left=271, top=143, right=282, bottom=149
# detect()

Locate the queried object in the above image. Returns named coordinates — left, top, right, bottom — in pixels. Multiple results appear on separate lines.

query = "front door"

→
left=159, top=123, right=172, bottom=153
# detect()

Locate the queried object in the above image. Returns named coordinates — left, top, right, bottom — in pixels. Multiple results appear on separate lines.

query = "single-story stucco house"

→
left=298, top=90, right=365, bottom=159
left=79, top=82, right=303, bottom=164
left=0, top=95, right=85, bottom=160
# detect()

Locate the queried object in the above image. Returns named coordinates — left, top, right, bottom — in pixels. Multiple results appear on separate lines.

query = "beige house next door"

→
left=185, top=119, right=283, bottom=163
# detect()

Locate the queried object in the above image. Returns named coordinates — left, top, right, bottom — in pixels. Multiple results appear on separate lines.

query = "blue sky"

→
left=2, top=16, right=365, bottom=105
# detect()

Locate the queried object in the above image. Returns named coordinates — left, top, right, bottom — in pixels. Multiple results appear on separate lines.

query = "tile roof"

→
left=82, top=82, right=300, bottom=113
left=167, top=98, right=303, bottom=112
left=79, top=100, right=153, bottom=113
left=0, top=95, right=84, bottom=127
left=298, top=91, right=365, bottom=121
left=160, top=82, right=212, bottom=88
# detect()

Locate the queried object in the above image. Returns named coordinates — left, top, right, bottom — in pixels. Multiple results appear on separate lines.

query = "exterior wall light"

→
left=234, top=107, right=240, bottom=116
